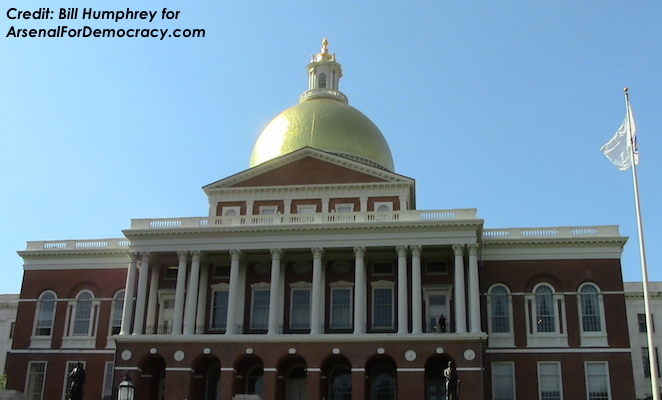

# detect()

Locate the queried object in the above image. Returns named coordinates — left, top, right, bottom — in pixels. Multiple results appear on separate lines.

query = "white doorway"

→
left=424, top=288, right=451, bottom=333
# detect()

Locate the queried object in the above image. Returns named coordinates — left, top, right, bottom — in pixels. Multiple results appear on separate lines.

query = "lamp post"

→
left=117, top=372, right=135, bottom=400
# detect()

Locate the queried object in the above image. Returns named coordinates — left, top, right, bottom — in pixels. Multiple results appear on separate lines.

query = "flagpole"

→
left=624, top=87, right=659, bottom=400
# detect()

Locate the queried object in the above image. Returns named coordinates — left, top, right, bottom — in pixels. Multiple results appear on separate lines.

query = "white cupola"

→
left=299, top=38, right=347, bottom=104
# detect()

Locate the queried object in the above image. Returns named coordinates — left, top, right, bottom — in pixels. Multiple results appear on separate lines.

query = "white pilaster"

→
left=246, top=200, right=254, bottom=216
left=411, top=245, right=423, bottom=334
left=284, top=199, right=292, bottom=214
left=321, top=198, right=330, bottom=213
left=353, top=246, right=366, bottom=334
left=132, top=252, right=150, bottom=335
left=310, top=248, right=324, bottom=334
left=226, top=250, right=241, bottom=335
left=453, top=244, right=467, bottom=334
left=145, top=263, right=160, bottom=334
left=360, top=197, right=368, bottom=212
left=397, top=245, right=408, bottom=334
left=195, top=263, right=209, bottom=332
left=468, top=244, right=481, bottom=333
left=268, top=248, right=282, bottom=335
left=398, top=195, right=408, bottom=210
left=172, top=251, right=188, bottom=335
left=183, top=251, right=201, bottom=334
left=119, top=252, right=139, bottom=335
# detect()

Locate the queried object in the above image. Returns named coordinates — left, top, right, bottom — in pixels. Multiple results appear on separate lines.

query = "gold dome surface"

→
left=249, top=98, right=395, bottom=171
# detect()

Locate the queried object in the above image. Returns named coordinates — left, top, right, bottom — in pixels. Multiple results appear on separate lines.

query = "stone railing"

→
left=25, top=238, right=131, bottom=251
left=482, top=225, right=620, bottom=240
left=129, top=209, right=478, bottom=230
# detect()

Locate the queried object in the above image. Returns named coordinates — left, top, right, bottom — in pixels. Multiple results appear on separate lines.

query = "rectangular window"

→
left=102, top=362, right=114, bottom=399
left=9, top=321, right=15, bottom=339
left=335, top=204, right=354, bottom=213
left=211, top=291, right=229, bottom=331
left=213, top=265, right=231, bottom=279
left=372, top=287, right=394, bottom=329
left=330, top=288, right=352, bottom=329
left=259, top=206, right=277, bottom=215
left=642, top=347, right=661, bottom=378
left=585, top=362, right=610, bottom=400
left=250, top=289, right=270, bottom=330
left=290, top=289, right=311, bottom=330
left=538, top=362, right=562, bottom=400
left=638, top=314, right=655, bottom=333
left=26, top=361, right=47, bottom=400
left=164, top=266, right=178, bottom=280
left=425, top=261, right=448, bottom=275
left=297, top=205, right=317, bottom=214
left=492, top=362, right=515, bottom=400
left=372, top=262, right=393, bottom=275
left=62, top=362, right=85, bottom=400
left=36, top=299, right=55, bottom=336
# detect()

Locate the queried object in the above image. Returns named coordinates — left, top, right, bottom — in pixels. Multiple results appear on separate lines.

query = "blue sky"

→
left=2, top=1, right=661, bottom=294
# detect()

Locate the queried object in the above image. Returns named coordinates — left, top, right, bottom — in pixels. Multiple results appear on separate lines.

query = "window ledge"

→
left=62, top=337, right=96, bottom=349
left=29, top=336, right=52, bottom=349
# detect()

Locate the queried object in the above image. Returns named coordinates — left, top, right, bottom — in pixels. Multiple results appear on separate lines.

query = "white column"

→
left=284, top=199, right=292, bottom=214
left=268, top=248, right=282, bottom=335
left=246, top=200, right=254, bottom=215
left=398, top=195, right=408, bottom=210
left=411, top=245, right=423, bottom=334
left=353, top=246, right=366, bottom=334
left=120, top=252, right=139, bottom=335
left=310, top=248, right=324, bottom=334
left=225, top=250, right=241, bottom=335
left=396, top=245, right=408, bottom=334
left=468, top=244, right=481, bottom=333
left=132, top=252, right=150, bottom=335
left=453, top=245, right=467, bottom=334
left=145, top=266, right=160, bottom=334
left=359, top=197, right=368, bottom=212
left=184, top=251, right=201, bottom=334
left=195, top=263, right=209, bottom=332
left=172, top=251, right=188, bottom=335
left=321, top=198, right=330, bottom=213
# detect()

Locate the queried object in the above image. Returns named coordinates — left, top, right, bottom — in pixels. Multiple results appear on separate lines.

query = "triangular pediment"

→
left=204, top=147, right=413, bottom=191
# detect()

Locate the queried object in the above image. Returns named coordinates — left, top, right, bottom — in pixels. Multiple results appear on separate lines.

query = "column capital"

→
left=312, top=247, right=324, bottom=259
left=410, top=245, right=422, bottom=257
left=270, top=248, right=282, bottom=259
left=177, top=251, right=189, bottom=262
left=128, top=252, right=139, bottom=262
left=353, top=246, right=365, bottom=258
left=468, top=243, right=479, bottom=256
left=229, top=249, right=242, bottom=261
left=191, top=250, right=201, bottom=262
left=452, top=244, right=465, bottom=256
left=396, top=245, right=407, bottom=257
left=140, top=252, right=150, bottom=262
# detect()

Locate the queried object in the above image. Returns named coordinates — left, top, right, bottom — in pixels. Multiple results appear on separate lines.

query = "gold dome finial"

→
left=314, top=37, right=334, bottom=62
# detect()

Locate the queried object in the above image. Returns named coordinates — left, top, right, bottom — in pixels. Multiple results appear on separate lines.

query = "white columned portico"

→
left=452, top=244, right=467, bottom=334
left=183, top=251, right=201, bottom=334
left=172, top=251, right=189, bottom=335
left=411, top=245, right=423, bottom=334
left=268, top=248, right=282, bottom=335
left=195, top=263, right=209, bottom=332
left=468, top=244, right=481, bottom=333
left=310, top=248, right=324, bottom=334
left=353, top=246, right=366, bottom=334
left=225, top=250, right=241, bottom=335
left=132, top=252, right=150, bottom=335
left=145, top=263, right=160, bottom=333
left=396, top=245, right=408, bottom=334
left=120, top=252, right=139, bottom=335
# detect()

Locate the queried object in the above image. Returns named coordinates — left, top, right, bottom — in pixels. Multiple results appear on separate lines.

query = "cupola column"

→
left=172, top=251, right=189, bottom=335
left=411, top=245, right=423, bottom=334
left=183, top=251, right=201, bottom=334
left=353, top=246, right=366, bottom=334
left=453, top=245, right=467, bottom=334
left=268, top=248, right=282, bottom=335
left=132, top=252, right=150, bottom=334
left=468, top=244, right=481, bottom=333
left=225, top=250, right=241, bottom=335
left=119, top=252, right=139, bottom=335
left=397, top=245, right=409, bottom=334
left=310, top=248, right=324, bottom=334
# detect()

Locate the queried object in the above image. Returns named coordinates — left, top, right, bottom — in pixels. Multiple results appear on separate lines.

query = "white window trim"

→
left=259, top=205, right=278, bottom=215
left=222, top=206, right=240, bottom=216
left=210, top=283, right=230, bottom=332
left=584, top=361, right=611, bottom=400
left=25, top=361, right=47, bottom=400
left=289, top=284, right=312, bottom=330
left=329, top=283, right=354, bottom=330
left=250, top=283, right=270, bottom=330
left=109, top=290, right=124, bottom=337
left=537, top=361, right=563, bottom=400
left=156, top=289, right=176, bottom=334
left=334, top=203, right=354, bottom=213
left=62, top=361, right=86, bottom=400
left=370, top=280, right=395, bottom=330
left=425, top=260, right=448, bottom=275
left=297, top=205, right=317, bottom=214
left=525, top=283, right=568, bottom=348
left=577, top=283, right=608, bottom=347
left=487, top=284, right=515, bottom=348
left=213, top=265, right=231, bottom=279
left=30, top=291, right=57, bottom=349
left=62, top=290, right=99, bottom=349
left=374, top=202, right=393, bottom=212
left=491, top=362, right=516, bottom=400
left=102, top=361, right=114, bottom=399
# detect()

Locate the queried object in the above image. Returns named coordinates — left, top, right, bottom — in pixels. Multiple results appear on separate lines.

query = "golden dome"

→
left=249, top=97, right=394, bottom=171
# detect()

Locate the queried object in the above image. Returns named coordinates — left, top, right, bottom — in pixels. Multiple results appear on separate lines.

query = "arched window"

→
left=329, top=366, right=352, bottom=400
left=205, top=363, right=221, bottom=400
left=534, top=284, right=555, bottom=333
left=246, top=365, right=264, bottom=396
left=111, top=290, right=124, bottom=335
left=579, top=284, right=601, bottom=332
left=35, top=291, right=56, bottom=336
left=370, top=365, right=395, bottom=400
left=73, top=291, right=94, bottom=336
left=489, top=285, right=510, bottom=333
left=318, top=73, right=327, bottom=88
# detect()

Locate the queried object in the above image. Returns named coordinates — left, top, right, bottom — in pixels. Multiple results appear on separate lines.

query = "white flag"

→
left=600, top=102, right=638, bottom=171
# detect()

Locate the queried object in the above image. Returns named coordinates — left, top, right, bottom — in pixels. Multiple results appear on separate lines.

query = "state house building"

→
left=7, top=40, right=636, bottom=400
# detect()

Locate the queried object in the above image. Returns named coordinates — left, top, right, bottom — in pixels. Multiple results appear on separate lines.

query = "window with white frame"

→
left=526, top=283, right=568, bottom=347
left=535, top=285, right=556, bottom=333
left=335, top=204, right=354, bottom=213
left=371, top=281, right=395, bottom=330
left=297, top=205, right=317, bottom=214
left=492, top=362, right=515, bottom=400
left=34, top=291, right=56, bottom=336
left=259, top=206, right=277, bottom=215
left=25, top=361, right=47, bottom=400
left=425, top=261, right=447, bottom=275
left=372, top=262, right=393, bottom=276
left=62, top=361, right=85, bottom=400
left=578, top=283, right=608, bottom=346
left=538, top=362, right=562, bottom=400
left=374, top=202, right=392, bottom=212
left=585, top=362, right=610, bottom=400
left=250, top=288, right=270, bottom=330
left=102, top=361, right=114, bottom=399
left=222, top=206, right=240, bottom=216
left=72, top=291, right=94, bottom=336
left=642, top=347, right=661, bottom=378
left=330, top=285, right=352, bottom=329
left=638, top=313, right=654, bottom=333
left=210, top=284, right=229, bottom=332
left=213, top=265, right=231, bottom=279
left=110, top=290, right=124, bottom=335
left=290, top=287, right=311, bottom=330
left=489, top=285, right=511, bottom=333
left=318, top=73, right=327, bottom=88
